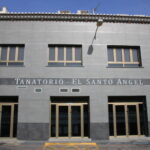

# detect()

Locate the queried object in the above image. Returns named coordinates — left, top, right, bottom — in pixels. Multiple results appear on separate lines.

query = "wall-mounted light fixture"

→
left=97, top=18, right=103, bottom=26
left=87, top=18, right=103, bottom=55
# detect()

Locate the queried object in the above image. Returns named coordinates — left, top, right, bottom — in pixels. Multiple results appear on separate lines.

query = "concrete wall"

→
left=0, top=21, right=150, bottom=140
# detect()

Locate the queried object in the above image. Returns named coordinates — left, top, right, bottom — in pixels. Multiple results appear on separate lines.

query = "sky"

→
left=0, top=0, right=150, bottom=16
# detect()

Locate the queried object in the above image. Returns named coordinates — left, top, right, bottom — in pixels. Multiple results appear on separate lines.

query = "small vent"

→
left=59, top=88, right=68, bottom=93
left=72, top=88, right=80, bottom=93
left=58, top=10, right=71, bottom=14
left=34, top=88, right=42, bottom=93
left=77, top=10, right=89, bottom=15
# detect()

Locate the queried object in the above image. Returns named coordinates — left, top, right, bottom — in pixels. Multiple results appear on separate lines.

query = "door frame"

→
left=108, top=102, right=144, bottom=137
left=0, top=103, right=18, bottom=138
left=50, top=102, right=88, bottom=138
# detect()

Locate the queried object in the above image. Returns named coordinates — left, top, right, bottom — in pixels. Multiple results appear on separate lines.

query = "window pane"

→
left=66, top=47, right=72, bottom=61
left=51, top=105, right=56, bottom=137
left=13, top=105, right=18, bottom=137
left=49, top=47, right=55, bottom=61
left=48, top=62, right=64, bottom=67
left=9, top=47, right=16, bottom=61
left=75, top=47, right=81, bottom=61
left=108, top=48, right=114, bottom=61
left=59, top=106, right=68, bottom=137
left=58, top=47, right=64, bottom=61
left=124, top=64, right=140, bottom=67
left=116, top=49, right=122, bottom=62
left=71, top=106, right=81, bottom=136
left=133, top=49, right=138, bottom=62
left=124, top=48, right=130, bottom=62
left=128, top=105, right=138, bottom=135
left=48, top=45, right=82, bottom=67
left=1, top=106, right=11, bottom=137
left=66, top=63, right=82, bottom=67
left=108, top=64, right=123, bottom=67
left=84, top=105, right=89, bottom=137
left=8, top=62, right=24, bottom=66
left=116, top=106, right=126, bottom=135
left=1, top=47, right=7, bottom=61
left=109, top=105, right=114, bottom=136
left=18, top=47, right=24, bottom=61
left=139, top=104, right=145, bottom=135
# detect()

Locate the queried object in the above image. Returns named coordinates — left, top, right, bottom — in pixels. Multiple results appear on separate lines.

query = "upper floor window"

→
left=0, top=45, right=24, bottom=66
left=48, top=45, right=82, bottom=67
left=107, top=46, right=142, bottom=67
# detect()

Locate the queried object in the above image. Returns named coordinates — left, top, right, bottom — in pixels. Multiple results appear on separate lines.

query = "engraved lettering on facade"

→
left=72, top=79, right=82, bottom=85
left=14, top=78, right=145, bottom=86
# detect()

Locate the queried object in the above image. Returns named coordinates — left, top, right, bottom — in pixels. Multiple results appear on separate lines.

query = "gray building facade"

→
left=0, top=11, right=150, bottom=141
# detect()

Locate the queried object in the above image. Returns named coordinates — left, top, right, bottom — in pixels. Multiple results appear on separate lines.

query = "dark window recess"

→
left=48, top=45, right=82, bottom=67
left=0, top=45, right=24, bottom=66
left=72, top=89, right=80, bottom=92
left=107, top=46, right=142, bottom=68
left=35, top=88, right=42, bottom=93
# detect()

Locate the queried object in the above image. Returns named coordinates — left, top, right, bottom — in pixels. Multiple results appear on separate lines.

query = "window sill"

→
left=46, top=66, right=84, bottom=68
left=106, top=66, right=144, bottom=68
left=0, top=65, right=25, bottom=67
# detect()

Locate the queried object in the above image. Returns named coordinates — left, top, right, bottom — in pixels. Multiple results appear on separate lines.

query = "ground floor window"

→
left=108, top=96, right=148, bottom=137
left=50, top=97, right=89, bottom=138
left=0, top=96, right=18, bottom=137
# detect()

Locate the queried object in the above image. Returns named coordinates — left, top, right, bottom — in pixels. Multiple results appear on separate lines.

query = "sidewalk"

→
left=0, top=137, right=150, bottom=150
left=96, top=136, right=150, bottom=144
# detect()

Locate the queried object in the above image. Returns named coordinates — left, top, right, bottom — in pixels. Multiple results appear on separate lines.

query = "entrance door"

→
left=109, top=102, right=145, bottom=137
left=0, top=103, right=18, bottom=137
left=50, top=103, right=89, bottom=138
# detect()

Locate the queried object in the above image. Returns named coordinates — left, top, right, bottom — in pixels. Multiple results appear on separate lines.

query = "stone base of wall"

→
left=17, top=122, right=109, bottom=140
left=90, top=122, right=109, bottom=140
left=17, top=123, right=49, bottom=140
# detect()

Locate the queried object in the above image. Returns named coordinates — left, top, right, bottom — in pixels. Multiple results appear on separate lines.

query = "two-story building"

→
left=0, top=8, right=150, bottom=141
